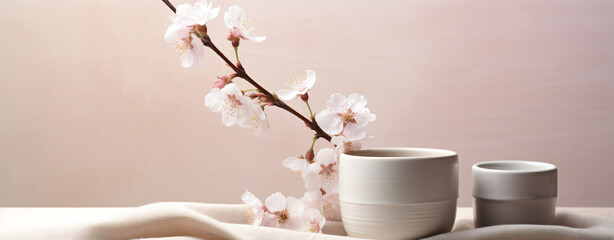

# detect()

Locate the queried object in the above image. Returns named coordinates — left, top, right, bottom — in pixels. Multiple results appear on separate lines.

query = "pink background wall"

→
left=1, top=0, right=613, bottom=207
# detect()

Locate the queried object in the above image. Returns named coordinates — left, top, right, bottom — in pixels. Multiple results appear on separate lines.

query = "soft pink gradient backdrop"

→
left=1, top=0, right=613, bottom=207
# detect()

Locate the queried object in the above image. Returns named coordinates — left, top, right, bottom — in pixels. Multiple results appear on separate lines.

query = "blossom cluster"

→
left=164, top=0, right=376, bottom=233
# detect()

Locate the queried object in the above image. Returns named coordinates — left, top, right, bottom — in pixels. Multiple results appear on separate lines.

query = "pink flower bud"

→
left=231, top=27, right=241, bottom=38
left=305, top=149, right=315, bottom=163
left=213, top=75, right=232, bottom=89
left=300, top=93, right=309, bottom=102
left=227, top=27, right=241, bottom=41
left=212, top=79, right=227, bottom=89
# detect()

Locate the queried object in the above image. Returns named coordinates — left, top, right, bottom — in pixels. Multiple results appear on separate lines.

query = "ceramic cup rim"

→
left=341, top=147, right=457, bottom=161
left=473, top=160, right=556, bottom=175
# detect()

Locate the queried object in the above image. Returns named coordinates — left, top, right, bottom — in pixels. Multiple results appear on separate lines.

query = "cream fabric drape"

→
left=1, top=203, right=613, bottom=240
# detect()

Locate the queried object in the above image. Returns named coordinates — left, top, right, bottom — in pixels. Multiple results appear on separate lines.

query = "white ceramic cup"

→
left=339, top=148, right=458, bottom=240
left=472, top=160, right=557, bottom=227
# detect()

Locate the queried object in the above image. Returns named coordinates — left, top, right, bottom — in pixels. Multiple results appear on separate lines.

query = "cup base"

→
left=341, top=199, right=457, bottom=240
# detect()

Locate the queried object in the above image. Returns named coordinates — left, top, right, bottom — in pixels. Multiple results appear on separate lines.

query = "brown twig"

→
left=161, top=0, right=176, bottom=13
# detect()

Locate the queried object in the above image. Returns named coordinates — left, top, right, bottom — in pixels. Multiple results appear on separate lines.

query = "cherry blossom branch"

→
left=161, top=0, right=331, bottom=142
left=161, top=0, right=176, bottom=13
left=207, top=38, right=331, bottom=141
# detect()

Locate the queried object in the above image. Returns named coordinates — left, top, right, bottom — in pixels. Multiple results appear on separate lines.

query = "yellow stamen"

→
left=277, top=209, right=289, bottom=224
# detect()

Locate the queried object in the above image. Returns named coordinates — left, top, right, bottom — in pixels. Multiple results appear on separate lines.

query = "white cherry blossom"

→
left=241, top=190, right=265, bottom=225
left=302, top=148, right=339, bottom=193
left=175, top=0, right=220, bottom=25
left=282, top=156, right=309, bottom=179
left=239, top=106, right=269, bottom=137
left=320, top=193, right=341, bottom=221
left=300, top=208, right=326, bottom=233
left=224, top=5, right=266, bottom=42
left=276, top=70, right=316, bottom=101
left=262, top=192, right=305, bottom=230
left=315, top=93, right=376, bottom=141
left=204, top=83, right=256, bottom=127
left=301, top=191, right=341, bottom=221
left=301, top=191, right=322, bottom=210
left=164, top=18, right=204, bottom=68
left=331, top=135, right=362, bottom=155
left=165, top=1, right=219, bottom=68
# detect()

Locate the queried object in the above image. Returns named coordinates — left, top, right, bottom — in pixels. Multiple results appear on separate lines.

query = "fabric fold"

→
left=1, top=204, right=613, bottom=240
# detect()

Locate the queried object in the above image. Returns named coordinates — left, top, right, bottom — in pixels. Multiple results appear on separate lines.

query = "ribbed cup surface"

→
left=340, top=199, right=457, bottom=240
left=339, top=148, right=459, bottom=239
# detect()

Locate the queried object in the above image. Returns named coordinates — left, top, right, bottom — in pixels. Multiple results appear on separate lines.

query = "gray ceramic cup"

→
left=472, top=160, right=557, bottom=227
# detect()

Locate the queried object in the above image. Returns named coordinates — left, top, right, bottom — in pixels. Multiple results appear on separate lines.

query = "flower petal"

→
left=343, top=123, right=367, bottom=141
left=253, top=100, right=266, bottom=120
left=348, top=93, right=367, bottom=111
left=175, top=2, right=194, bottom=20
left=258, top=117, right=270, bottom=137
left=282, top=213, right=305, bottom=231
left=315, top=110, right=343, bottom=135
left=326, top=93, right=347, bottom=112
left=241, top=190, right=264, bottom=225
left=286, top=196, right=304, bottom=217
left=321, top=193, right=341, bottom=221
left=346, top=93, right=361, bottom=110
left=304, top=208, right=326, bottom=233
left=185, top=36, right=204, bottom=68
left=276, top=89, right=298, bottom=101
left=221, top=105, right=239, bottom=127
left=321, top=172, right=339, bottom=194
left=204, top=88, right=224, bottom=112
left=353, top=110, right=376, bottom=127
left=337, top=138, right=362, bottom=154
left=239, top=110, right=268, bottom=137
left=236, top=103, right=255, bottom=126
left=243, top=32, right=267, bottom=43
left=330, top=136, right=345, bottom=146
left=265, top=192, right=286, bottom=213
left=302, top=69, right=316, bottom=92
left=261, top=212, right=280, bottom=228
left=192, top=0, right=219, bottom=25
left=241, top=190, right=262, bottom=206
left=176, top=1, right=219, bottom=25
left=301, top=191, right=322, bottom=209
left=221, top=83, right=242, bottom=96
left=302, top=165, right=323, bottom=191
left=164, top=23, right=188, bottom=43
left=314, top=148, right=336, bottom=166
left=224, top=5, right=244, bottom=29
left=282, top=157, right=308, bottom=171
